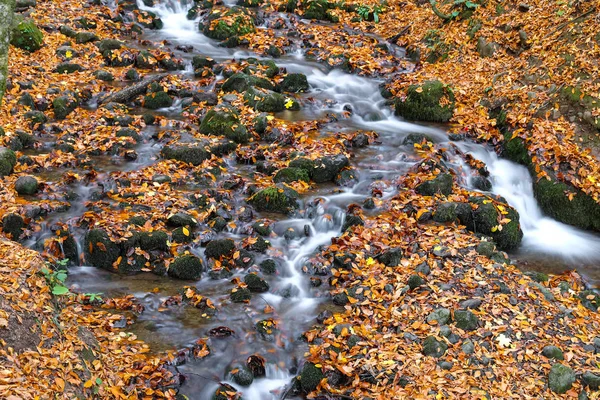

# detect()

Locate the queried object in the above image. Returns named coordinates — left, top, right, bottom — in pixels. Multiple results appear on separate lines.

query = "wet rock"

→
left=341, top=215, right=364, bottom=232
left=52, top=94, right=78, bottom=119
left=303, top=0, right=335, bottom=21
left=433, top=202, right=458, bottom=222
left=260, top=259, right=278, bottom=274
left=274, top=167, right=310, bottom=183
left=422, top=336, right=447, bottom=357
left=408, top=274, right=425, bottom=289
left=579, top=290, right=600, bottom=312
left=244, top=273, right=269, bottom=293
left=2, top=213, right=25, bottom=241
left=84, top=229, right=121, bottom=270
left=279, top=73, right=309, bottom=93
left=252, top=220, right=272, bottom=236
left=200, top=106, right=250, bottom=143
left=415, top=173, right=453, bottom=196
left=289, top=157, right=315, bottom=172
left=125, top=68, right=140, bottom=81
left=144, top=91, right=173, bottom=109
left=454, top=309, right=479, bottom=331
left=403, top=132, right=432, bottom=146
left=230, top=286, right=252, bottom=302
left=167, top=212, right=198, bottom=228
left=10, top=17, right=43, bottom=52
left=75, top=31, right=98, bottom=44
left=472, top=176, right=492, bottom=191
left=476, top=240, right=495, bottom=257
left=333, top=292, right=349, bottom=305
left=427, top=308, right=451, bottom=325
left=222, top=72, right=275, bottom=93
left=161, top=145, right=210, bottom=166
left=232, top=367, right=254, bottom=386
left=582, top=372, right=600, bottom=390
left=334, top=168, right=359, bottom=187
left=247, top=236, right=270, bottom=253
left=135, top=10, right=163, bottom=29
left=311, top=154, right=349, bottom=183
left=202, top=6, right=255, bottom=41
left=96, top=39, right=122, bottom=54
left=14, top=175, right=39, bottom=195
left=395, top=80, right=455, bottom=122
left=549, top=363, right=575, bottom=394
left=24, top=110, right=47, bottom=124
left=248, top=185, right=299, bottom=214
left=93, top=70, right=114, bottom=82
left=205, top=239, right=236, bottom=259
left=171, top=227, right=193, bottom=243
left=213, top=383, right=241, bottom=400
left=542, top=345, right=564, bottom=361
left=244, top=88, right=296, bottom=113
left=300, top=363, right=324, bottom=393
left=244, top=58, right=279, bottom=78
left=167, top=255, right=203, bottom=280
left=0, top=147, right=17, bottom=177
left=192, top=55, right=216, bottom=70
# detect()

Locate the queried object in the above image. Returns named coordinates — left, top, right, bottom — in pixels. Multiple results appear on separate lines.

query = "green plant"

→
left=84, top=293, right=103, bottom=303
left=356, top=5, right=383, bottom=23
left=40, top=262, right=70, bottom=296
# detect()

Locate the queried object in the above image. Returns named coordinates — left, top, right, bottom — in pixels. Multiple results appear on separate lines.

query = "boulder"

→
left=14, top=175, right=38, bottom=195
left=422, top=336, right=447, bottom=357
left=311, top=154, right=349, bottom=183
left=548, top=363, right=575, bottom=394
left=0, top=147, right=17, bottom=177
left=395, top=80, right=455, bottom=122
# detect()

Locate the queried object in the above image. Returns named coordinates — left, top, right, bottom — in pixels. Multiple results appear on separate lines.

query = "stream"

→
left=45, top=0, right=600, bottom=398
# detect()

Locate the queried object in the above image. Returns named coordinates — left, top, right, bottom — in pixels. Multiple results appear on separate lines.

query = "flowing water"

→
left=53, top=0, right=600, bottom=398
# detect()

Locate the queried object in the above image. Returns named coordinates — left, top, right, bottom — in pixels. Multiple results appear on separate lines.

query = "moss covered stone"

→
left=311, top=154, right=349, bottom=183
left=84, top=229, right=121, bottom=270
left=279, top=73, right=309, bottom=93
left=230, top=286, right=252, bottom=302
left=14, top=175, right=38, bottom=195
left=548, top=363, right=575, bottom=394
left=542, top=345, right=564, bottom=361
left=205, top=238, right=236, bottom=259
left=53, top=95, right=78, bottom=120
left=11, top=17, right=43, bottom=52
left=300, top=363, right=324, bottom=393
left=408, top=274, right=425, bottom=289
left=274, top=167, right=310, bottom=183
left=244, top=88, right=292, bottom=113
left=1, top=213, right=25, bottom=241
left=144, top=91, right=173, bottom=110
left=248, top=185, right=299, bottom=214
left=422, top=336, right=447, bottom=357
left=167, top=212, right=198, bottom=228
left=135, top=231, right=169, bottom=252
left=260, top=259, right=278, bottom=274
left=0, top=147, right=17, bottom=177
left=222, top=72, right=275, bottom=93
left=202, top=7, right=255, bottom=41
left=168, top=255, right=203, bottom=280
left=161, top=145, right=209, bottom=166
left=303, top=0, right=335, bottom=21
left=454, top=309, right=479, bottom=331
left=244, top=273, right=269, bottom=292
left=200, top=106, right=250, bottom=143
left=395, top=80, right=455, bottom=122
left=416, top=173, right=453, bottom=196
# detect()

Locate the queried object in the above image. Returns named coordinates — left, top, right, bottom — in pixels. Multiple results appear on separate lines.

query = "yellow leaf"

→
left=266, top=115, right=274, bottom=121
left=183, top=227, right=190, bottom=236
left=365, top=257, right=375, bottom=266
left=284, top=98, right=294, bottom=109
left=65, top=50, right=73, bottom=59
left=415, top=87, right=423, bottom=93
left=491, top=226, right=498, bottom=232
left=84, top=380, right=94, bottom=389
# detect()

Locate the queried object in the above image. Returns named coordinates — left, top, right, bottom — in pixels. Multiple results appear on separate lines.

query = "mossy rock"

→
left=274, top=167, right=310, bottom=183
left=167, top=212, right=198, bottom=228
left=52, top=95, right=79, bottom=120
left=161, top=145, right=209, bottom=166
left=135, top=10, right=163, bottom=29
left=542, top=345, right=564, bottom=361
left=212, top=383, right=241, bottom=400
left=84, top=229, right=121, bottom=270
left=202, top=6, right=255, bottom=41
left=232, top=367, right=254, bottom=386
left=395, top=80, right=455, bottom=122
left=579, top=290, right=600, bottom=312
left=14, top=175, right=38, bottom=195
left=433, top=202, right=458, bottom=222
left=1, top=213, right=25, bottom=241
left=96, top=39, right=122, bottom=54
left=375, top=248, right=403, bottom=267
left=75, top=31, right=98, bottom=44
left=244, top=88, right=292, bottom=113
left=311, top=154, right=349, bottom=183
left=454, top=309, right=479, bottom=331
left=205, top=238, right=236, bottom=259
left=55, top=62, right=84, bottom=74
left=248, top=185, right=299, bottom=214
left=200, top=106, right=250, bottom=143
left=279, top=73, right=309, bottom=93
left=135, top=231, right=169, bottom=252
left=303, top=0, right=335, bottom=21
left=416, top=173, right=453, bottom=196
left=422, top=336, right=447, bottom=357
left=244, top=58, right=279, bottom=78
left=582, top=372, right=600, bottom=390
left=168, top=255, right=203, bottom=280
left=244, top=273, right=269, bottom=292
left=192, top=55, right=216, bottom=70
left=476, top=241, right=496, bottom=257
left=427, top=308, right=451, bottom=325
left=11, top=16, right=43, bottom=52
left=300, top=363, right=324, bottom=393
left=548, top=363, right=575, bottom=394
left=144, top=91, right=173, bottom=110
left=0, top=147, right=17, bottom=177
left=230, top=286, right=252, bottom=302
left=260, top=259, right=278, bottom=274
left=222, top=72, right=275, bottom=93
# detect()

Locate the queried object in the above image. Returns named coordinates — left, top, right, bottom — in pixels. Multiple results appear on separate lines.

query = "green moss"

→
left=300, top=363, right=324, bottom=393
left=11, top=17, right=44, bottom=52
left=168, top=255, right=203, bottom=280
left=161, top=145, right=210, bottom=166
left=144, top=91, right=173, bottom=110
left=202, top=7, right=255, bottom=40
left=53, top=95, right=78, bottom=120
left=395, top=80, right=455, bottom=122
left=200, top=107, right=250, bottom=143
left=279, top=73, right=309, bottom=93
left=84, top=229, right=121, bottom=270
left=243, top=88, right=289, bottom=113
left=415, top=173, right=453, bottom=196
left=0, top=147, right=17, bottom=177
left=221, top=72, right=275, bottom=93
left=273, top=167, right=310, bottom=184
left=248, top=186, right=300, bottom=214
left=205, top=239, right=236, bottom=259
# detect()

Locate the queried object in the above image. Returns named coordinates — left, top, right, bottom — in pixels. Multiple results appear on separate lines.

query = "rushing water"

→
left=56, top=0, right=600, bottom=398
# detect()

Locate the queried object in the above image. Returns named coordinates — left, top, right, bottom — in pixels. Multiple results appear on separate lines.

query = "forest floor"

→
left=1, top=0, right=600, bottom=399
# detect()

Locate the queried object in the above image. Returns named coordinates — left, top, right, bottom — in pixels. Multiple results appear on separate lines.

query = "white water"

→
left=132, top=1, right=600, bottom=398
